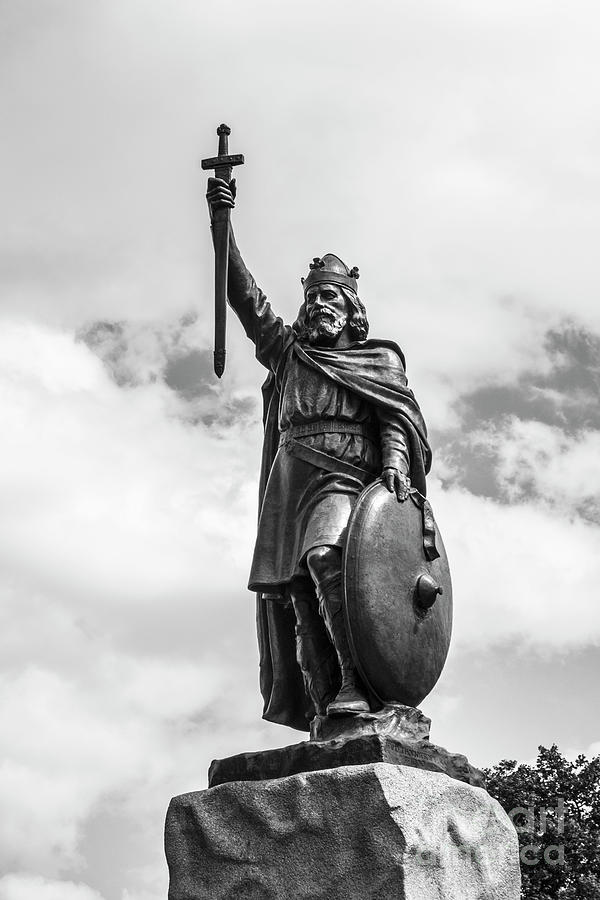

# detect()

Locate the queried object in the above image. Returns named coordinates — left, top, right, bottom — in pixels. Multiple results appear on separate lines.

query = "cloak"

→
left=256, top=337, right=431, bottom=731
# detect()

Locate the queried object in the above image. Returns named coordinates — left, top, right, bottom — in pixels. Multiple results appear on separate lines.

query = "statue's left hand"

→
left=382, top=467, right=411, bottom=502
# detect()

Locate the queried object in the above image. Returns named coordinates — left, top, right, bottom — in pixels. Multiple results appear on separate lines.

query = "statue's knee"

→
left=306, top=545, right=341, bottom=585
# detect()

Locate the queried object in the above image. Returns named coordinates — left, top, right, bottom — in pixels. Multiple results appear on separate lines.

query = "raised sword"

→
left=201, top=124, right=245, bottom=377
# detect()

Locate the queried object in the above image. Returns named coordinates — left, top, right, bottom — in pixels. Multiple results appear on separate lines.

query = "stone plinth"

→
left=166, top=763, right=521, bottom=900
left=208, top=732, right=485, bottom=789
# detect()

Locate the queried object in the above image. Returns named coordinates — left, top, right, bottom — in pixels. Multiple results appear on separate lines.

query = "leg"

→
left=306, top=545, right=370, bottom=716
left=289, top=577, right=339, bottom=718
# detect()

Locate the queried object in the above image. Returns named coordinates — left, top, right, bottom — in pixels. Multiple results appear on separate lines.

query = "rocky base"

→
left=166, top=763, right=520, bottom=900
left=208, top=731, right=485, bottom=789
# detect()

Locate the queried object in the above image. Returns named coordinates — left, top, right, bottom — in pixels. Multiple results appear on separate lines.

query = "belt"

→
left=279, top=419, right=376, bottom=444
left=279, top=420, right=375, bottom=483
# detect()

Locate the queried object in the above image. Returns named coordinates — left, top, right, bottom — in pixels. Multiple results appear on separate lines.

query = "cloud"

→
left=454, top=323, right=600, bottom=433
left=431, top=476, right=600, bottom=650
left=2, top=1, right=600, bottom=897
left=493, top=419, right=600, bottom=517
left=440, top=416, right=600, bottom=519
left=0, top=311, right=597, bottom=892
left=0, top=319, right=260, bottom=613
left=0, top=317, right=280, bottom=891
left=435, top=322, right=600, bottom=507
left=0, top=874, right=105, bottom=900
left=0, top=643, right=229, bottom=874
left=428, top=320, right=600, bottom=649
left=3, top=0, right=600, bottom=349
left=78, top=315, right=259, bottom=427
left=0, top=309, right=597, bottom=893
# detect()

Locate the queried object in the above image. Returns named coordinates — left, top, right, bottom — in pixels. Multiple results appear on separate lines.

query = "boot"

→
left=316, top=571, right=370, bottom=717
left=290, top=581, right=339, bottom=718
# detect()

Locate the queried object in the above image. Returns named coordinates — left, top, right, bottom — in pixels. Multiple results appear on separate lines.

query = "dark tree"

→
left=485, top=745, right=600, bottom=899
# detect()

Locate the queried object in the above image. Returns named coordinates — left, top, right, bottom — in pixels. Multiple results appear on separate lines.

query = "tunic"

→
left=250, top=351, right=381, bottom=590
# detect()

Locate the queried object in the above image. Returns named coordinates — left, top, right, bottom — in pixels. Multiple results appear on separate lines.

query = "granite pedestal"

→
left=165, top=707, right=520, bottom=899
left=166, top=763, right=520, bottom=899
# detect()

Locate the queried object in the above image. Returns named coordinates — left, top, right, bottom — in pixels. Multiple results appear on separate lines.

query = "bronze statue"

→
left=204, top=127, right=451, bottom=734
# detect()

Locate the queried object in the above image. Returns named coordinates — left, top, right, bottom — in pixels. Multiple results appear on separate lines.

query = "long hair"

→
left=292, top=286, right=369, bottom=342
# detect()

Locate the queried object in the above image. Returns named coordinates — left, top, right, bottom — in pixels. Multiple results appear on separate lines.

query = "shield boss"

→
left=343, top=482, right=452, bottom=708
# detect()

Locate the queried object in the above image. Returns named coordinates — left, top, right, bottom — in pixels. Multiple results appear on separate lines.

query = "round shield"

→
left=343, top=482, right=452, bottom=708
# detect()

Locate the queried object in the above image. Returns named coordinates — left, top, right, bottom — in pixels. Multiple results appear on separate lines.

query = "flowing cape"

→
left=256, top=337, right=432, bottom=731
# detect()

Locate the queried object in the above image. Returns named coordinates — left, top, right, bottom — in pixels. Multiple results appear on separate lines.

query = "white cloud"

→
left=0, top=874, right=105, bottom=900
left=0, top=318, right=275, bottom=887
left=442, top=414, right=600, bottom=514
left=493, top=418, right=600, bottom=511
left=0, top=651, right=228, bottom=874
left=400, top=298, right=554, bottom=432
left=0, top=319, right=257, bottom=616
left=431, top=476, right=600, bottom=650
left=0, top=309, right=597, bottom=896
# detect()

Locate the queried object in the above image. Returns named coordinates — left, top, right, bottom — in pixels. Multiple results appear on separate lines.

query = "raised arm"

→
left=206, top=177, right=291, bottom=372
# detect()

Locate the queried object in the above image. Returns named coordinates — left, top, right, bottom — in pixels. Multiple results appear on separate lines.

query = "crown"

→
left=301, top=253, right=359, bottom=294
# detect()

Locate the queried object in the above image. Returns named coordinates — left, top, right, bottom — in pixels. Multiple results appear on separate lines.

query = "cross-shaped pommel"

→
left=201, top=123, right=244, bottom=183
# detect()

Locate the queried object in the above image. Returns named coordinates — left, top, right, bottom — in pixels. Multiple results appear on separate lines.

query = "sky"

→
left=1, top=1, right=599, bottom=897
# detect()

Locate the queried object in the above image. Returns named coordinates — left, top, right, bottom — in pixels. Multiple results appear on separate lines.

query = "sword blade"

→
left=212, top=205, right=229, bottom=378
left=202, top=123, right=243, bottom=379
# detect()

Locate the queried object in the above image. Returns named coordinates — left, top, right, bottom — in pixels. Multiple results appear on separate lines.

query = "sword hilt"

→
left=217, top=123, right=230, bottom=156
left=201, top=123, right=244, bottom=183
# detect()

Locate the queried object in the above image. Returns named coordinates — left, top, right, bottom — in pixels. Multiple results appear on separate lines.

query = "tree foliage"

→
left=484, top=745, right=600, bottom=899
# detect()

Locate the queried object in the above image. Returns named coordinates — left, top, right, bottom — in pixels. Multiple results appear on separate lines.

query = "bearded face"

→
left=304, top=284, right=348, bottom=347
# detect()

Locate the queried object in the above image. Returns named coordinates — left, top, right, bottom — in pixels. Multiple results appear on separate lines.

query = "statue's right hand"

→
left=206, top=176, right=236, bottom=220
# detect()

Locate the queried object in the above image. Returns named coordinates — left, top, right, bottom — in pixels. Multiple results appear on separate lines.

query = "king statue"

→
left=206, top=174, right=450, bottom=734
left=165, top=131, right=514, bottom=900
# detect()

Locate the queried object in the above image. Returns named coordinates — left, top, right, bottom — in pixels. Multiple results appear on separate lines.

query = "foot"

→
left=326, top=683, right=370, bottom=717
